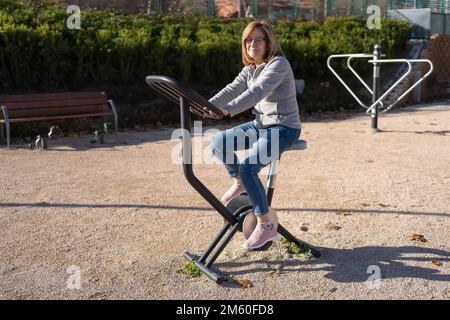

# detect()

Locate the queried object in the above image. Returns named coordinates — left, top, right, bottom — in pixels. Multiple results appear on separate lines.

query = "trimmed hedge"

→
left=0, top=0, right=411, bottom=127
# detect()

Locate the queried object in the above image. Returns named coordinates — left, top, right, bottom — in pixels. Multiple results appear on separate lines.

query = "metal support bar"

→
left=206, top=222, right=241, bottom=268
left=348, top=57, right=388, bottom=115
left=371, top=45, right=381, bottom=131
left=198, top=223, right=231, bottom=264
left=179, top=97, right=237, bottom=225
left=346, top=55, right=387, bottom=110
left=194, top=260, right=224, bottom=283
left=347, top=55, right=373, bottom=94
left=381, top=59, right=434, bottom=113
left=41, top=136, right=48, bottom=149
left=183, top=252, right=226, bottom=283
left=327, top=53, right=374, bottom=109
left=266, top=187, right=275, bottom=207
left=182, top=221, right=242, bottom=284
left=252, top=0, right=258, bottom=16
left=266, top=158, right=280, bottom=206
left=364, top=59, right=413, bottom=114
left=107, top=99, right=119, bottom=137
left=208, top=0, right=215, bottom=16
left=266, top=159, right=279, bottom=189
left=1, top=106, right=10, bottom=148
left=0, top=123, right=4, bottom=143
left=277, top=224, right=321, bottom=258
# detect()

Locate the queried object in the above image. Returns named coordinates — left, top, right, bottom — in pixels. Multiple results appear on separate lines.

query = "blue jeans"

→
left=210, top=121, right=301, bottom=216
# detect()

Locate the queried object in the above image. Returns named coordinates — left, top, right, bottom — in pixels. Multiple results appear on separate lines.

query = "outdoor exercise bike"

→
left=146, top=75, right=320, bottom=284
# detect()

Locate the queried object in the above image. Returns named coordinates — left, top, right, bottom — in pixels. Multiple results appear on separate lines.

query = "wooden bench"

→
left=0, top=91, right=118, bottom=147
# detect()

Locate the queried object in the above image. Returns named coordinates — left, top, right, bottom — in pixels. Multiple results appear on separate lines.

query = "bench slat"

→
left=2, top=98, right=109, bottom=110
left=3, top=104, right=110, bottom=119
left=0, top=92, right=107, bottom=103
left=0, top=112, right=113, bottom=123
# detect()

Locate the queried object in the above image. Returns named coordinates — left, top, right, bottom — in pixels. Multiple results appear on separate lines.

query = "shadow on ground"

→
left=217, top=245, right=450, bottom=285
left=0, top=129, right=178, bottom=151
left=1, top=202, right=448, bottom=218
left=2, top=201, right=448, bottom=288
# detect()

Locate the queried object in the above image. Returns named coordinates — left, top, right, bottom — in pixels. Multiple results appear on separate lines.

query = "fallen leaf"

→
left=235, top=278, right=253, bottom=289
left=432, top=261, right=443, bottom=266
left=409, top=234, right=427, bottom=242
left=270, top=269, right=282, bottom=277
left=325, top=223, right=341, bottom=231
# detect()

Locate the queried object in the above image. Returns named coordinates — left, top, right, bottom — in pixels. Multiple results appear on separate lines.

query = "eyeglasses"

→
left=245, top=37, right=266, bottom=46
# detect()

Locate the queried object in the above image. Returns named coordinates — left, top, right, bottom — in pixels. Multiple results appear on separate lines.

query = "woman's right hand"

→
left=205, top=106, right=228, bottom=117
left=189, top=105, right=228, bottom=118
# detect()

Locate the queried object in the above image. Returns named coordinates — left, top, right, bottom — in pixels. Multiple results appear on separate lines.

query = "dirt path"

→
left=1, top=103, right=449, bottom=300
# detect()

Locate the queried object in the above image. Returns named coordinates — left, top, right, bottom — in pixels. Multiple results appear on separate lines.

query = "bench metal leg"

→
left=0, top=123, right=4, bottom=143
left=5, top=121, right=10, bottom=148
left=108, top=99, right=118, bottom=137
left=102, top=116, right=109, bottom=134
left=1, top=106, right=10, bottom=148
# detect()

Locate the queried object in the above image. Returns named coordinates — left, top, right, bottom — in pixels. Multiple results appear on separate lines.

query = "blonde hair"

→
left=241, top=20, right=285, bottom=66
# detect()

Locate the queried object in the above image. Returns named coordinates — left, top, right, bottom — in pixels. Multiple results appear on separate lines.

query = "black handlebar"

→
left=145, top=75, right=224, bottom=120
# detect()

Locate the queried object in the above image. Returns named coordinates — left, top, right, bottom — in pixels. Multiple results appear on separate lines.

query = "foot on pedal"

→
left=243, top=222, right=280, bottom=250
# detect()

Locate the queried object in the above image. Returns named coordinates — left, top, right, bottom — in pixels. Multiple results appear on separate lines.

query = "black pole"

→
left=266, top=187, right=274, bottom=207
left=371, top=44, right=381, bottom=132
left=179, top=97, right=236, bottom=225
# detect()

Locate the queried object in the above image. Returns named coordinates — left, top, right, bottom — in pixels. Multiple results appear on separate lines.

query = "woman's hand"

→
left=189, top=105, right=228, bottom=118
left=220, top=106, right=229, bottom=116
left=203, top=106, right=228, bottom=118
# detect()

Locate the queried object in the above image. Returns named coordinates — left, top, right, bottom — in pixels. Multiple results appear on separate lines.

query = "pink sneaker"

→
left=243, top=222, right=280, bottom=250
left=221, top=179, right=245, bottom=204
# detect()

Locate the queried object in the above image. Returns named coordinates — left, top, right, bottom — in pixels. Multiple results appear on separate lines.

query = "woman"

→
left=206, top=20, right=301, bottom=250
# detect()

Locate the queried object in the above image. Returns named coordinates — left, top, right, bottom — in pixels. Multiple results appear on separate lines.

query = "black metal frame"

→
left=371, top=45, right=381, bottom=132
left=146, top=75, right=320, bottom=284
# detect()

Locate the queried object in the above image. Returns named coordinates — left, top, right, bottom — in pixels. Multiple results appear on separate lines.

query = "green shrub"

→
left=0, top=1, right=411, bottom=127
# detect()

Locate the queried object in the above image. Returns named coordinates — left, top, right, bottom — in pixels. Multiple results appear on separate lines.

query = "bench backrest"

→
left=0, top=92, right=109, bottom=119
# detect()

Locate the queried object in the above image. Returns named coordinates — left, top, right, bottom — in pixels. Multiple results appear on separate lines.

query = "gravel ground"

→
left=0, top=103, right=449, bottom=300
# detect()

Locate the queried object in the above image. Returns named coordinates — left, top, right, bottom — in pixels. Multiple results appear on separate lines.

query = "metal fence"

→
left=61, top=1, right=450, bottom=34
left=387, top=1, right=450, bottom=35
left=389, top=0, right=450, bottom=13
left=145, top=1, right=324, bottom=19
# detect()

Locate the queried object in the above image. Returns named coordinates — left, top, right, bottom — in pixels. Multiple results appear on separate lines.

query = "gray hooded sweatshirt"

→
left=209, top=55, right=301, bottom=129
